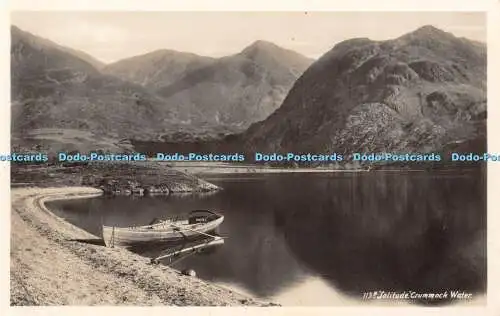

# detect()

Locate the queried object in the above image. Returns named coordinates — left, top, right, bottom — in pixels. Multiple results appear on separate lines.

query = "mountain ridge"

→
left=111, top=39, right=314, bottom=130
left=103, top=49, right=216, bottom=89
left=239, top=25, right=486, bottom=158
left=11, top=24, right=314, bottom=150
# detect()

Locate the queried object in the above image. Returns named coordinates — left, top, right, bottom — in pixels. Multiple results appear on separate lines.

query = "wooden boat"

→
left=102, top=210, right=224, bottom=248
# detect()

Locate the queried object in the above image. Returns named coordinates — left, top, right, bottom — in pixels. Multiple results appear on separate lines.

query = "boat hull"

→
left=102, top=216, right=224, bottom=247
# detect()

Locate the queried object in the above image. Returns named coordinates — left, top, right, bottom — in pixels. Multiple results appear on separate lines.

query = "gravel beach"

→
left=10, top=187, right=274, bottom=306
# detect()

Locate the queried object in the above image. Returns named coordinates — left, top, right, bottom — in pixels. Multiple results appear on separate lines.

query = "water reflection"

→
left=48, top=171, right=486, bottom=305
left=270, top=172, right=486, bottom=303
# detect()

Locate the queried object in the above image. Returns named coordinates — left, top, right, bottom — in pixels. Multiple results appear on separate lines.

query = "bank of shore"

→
left=10, top=186, right=274, bottom=306
left=165, top=161, right=366, bottom=175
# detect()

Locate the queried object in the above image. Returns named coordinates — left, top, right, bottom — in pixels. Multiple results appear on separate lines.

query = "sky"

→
left=10, top=11, right=486, bottom=64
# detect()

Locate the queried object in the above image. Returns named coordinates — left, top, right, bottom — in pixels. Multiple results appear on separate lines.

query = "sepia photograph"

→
left=7, top=9, right=489, bottom=308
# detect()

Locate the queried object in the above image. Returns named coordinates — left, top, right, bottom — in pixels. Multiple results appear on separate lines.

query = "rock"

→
left=181, top=269, right=196, bottom=277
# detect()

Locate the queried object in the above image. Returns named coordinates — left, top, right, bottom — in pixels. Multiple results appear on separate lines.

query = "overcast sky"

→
left=11, top=11, right=485, bottom=64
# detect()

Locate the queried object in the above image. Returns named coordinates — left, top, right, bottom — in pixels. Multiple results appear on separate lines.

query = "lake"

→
left=48, top=170, right=486, bottom=306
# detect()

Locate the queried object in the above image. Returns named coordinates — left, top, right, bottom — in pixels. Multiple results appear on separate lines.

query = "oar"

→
left=166, top=249, right=198, bottom=266
left=151, top=238, right=224, bottom=263
left=168, top=221, right=227, bottom=240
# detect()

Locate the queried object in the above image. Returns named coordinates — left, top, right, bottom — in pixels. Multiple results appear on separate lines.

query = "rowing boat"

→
left=102, top=210, right=224, bottom=247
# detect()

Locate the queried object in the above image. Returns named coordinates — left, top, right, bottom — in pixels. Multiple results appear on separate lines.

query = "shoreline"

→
left=165, top=162, right=366, bottom=175
left=10, top=186, right=274, bottom=306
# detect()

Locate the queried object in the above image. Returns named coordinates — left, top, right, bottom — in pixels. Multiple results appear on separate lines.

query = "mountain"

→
left=241, top=25, right=486, bottom=158
left=11, top=25, right=313, bottom=151
left=103, top=49, right=216, bottom=89
left=11, top=25, right=176, bottom=152
left=106, top=40, right=313, bottom=130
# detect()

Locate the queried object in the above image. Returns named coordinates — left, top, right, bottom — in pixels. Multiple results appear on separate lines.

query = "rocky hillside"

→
left=241, top=26, right=487, bottom=157
left=107, top=40, right=313, bottom=130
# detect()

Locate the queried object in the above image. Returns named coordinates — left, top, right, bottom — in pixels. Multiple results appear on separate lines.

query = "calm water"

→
left=48, top=171, right=486, bottom=306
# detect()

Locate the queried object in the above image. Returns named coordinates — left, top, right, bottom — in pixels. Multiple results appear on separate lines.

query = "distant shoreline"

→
left=163, top=161, right=476, bottom=175
left=169, top=163, right=367, bottom=174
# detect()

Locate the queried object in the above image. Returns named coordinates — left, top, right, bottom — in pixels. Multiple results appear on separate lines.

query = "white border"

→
left=1, top=1, right=499, bottom=316
left=5, top=0, right=496, bottom=12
